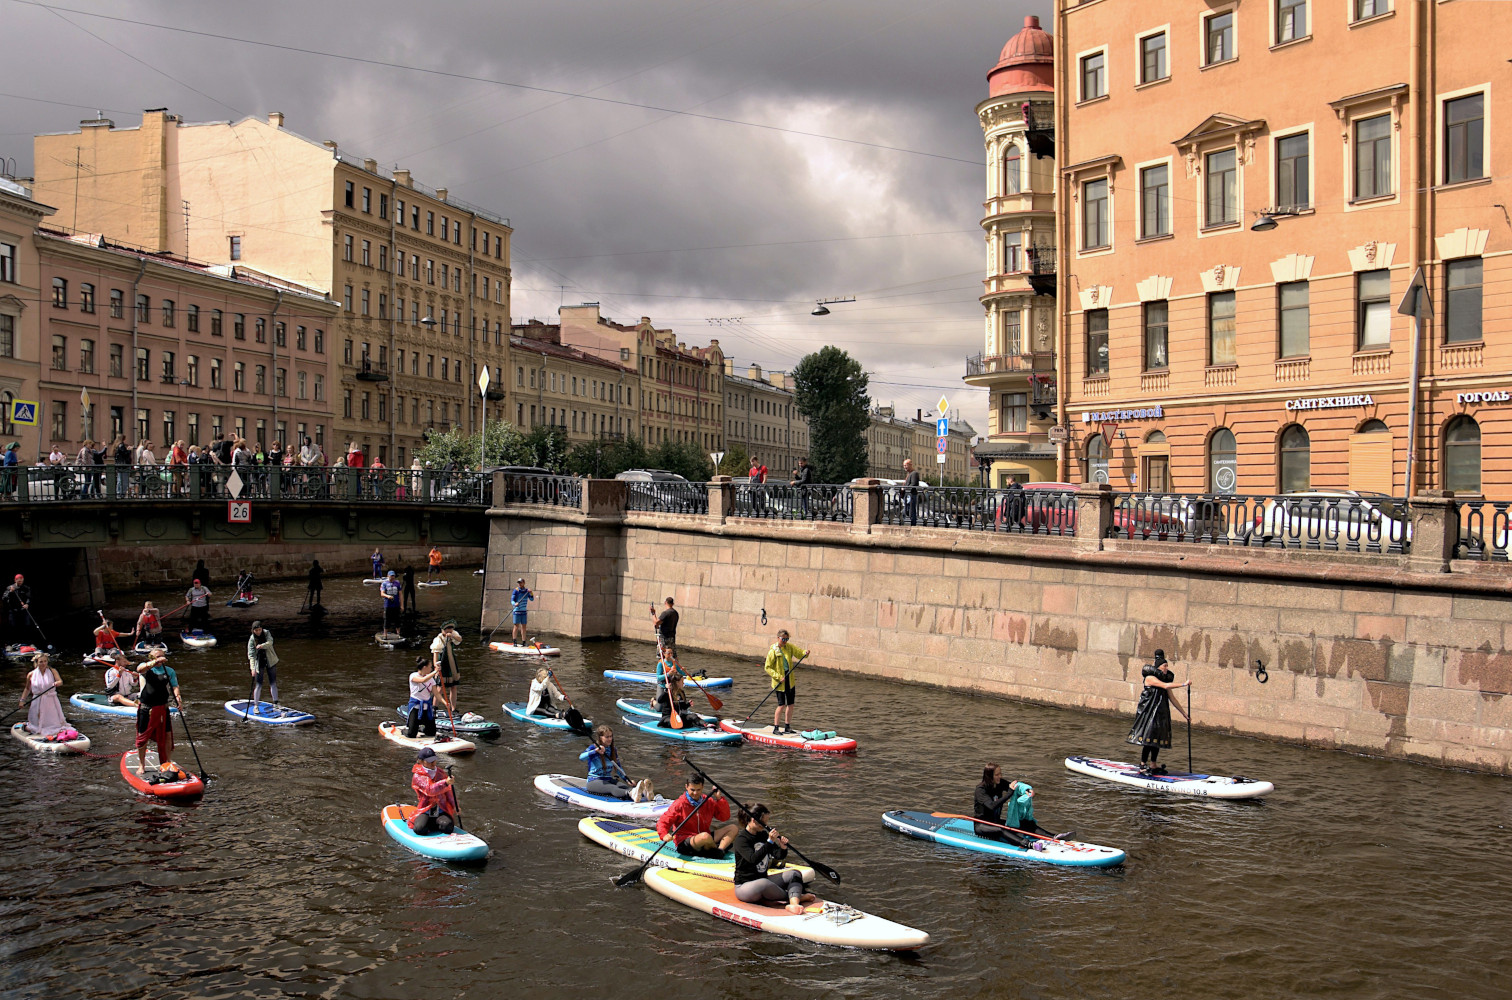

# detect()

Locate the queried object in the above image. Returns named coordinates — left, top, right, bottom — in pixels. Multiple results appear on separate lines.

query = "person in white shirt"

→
left=526, top=667, right=565, bottom=719
left=403, top=657, right=440, bottom=738
left=103, top=651, right=139, bottom=708
left=429, top=623, right=463, bottom=718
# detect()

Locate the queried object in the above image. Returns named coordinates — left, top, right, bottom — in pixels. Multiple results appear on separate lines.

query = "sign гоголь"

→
left=1456, top=390, right=1511, bottom=405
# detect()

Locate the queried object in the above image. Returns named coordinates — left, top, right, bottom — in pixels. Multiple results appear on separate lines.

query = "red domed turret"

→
left=988, top=15, right=1054, bottom=97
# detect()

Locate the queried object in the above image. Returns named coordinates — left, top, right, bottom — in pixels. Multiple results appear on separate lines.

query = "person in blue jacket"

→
left=580, top=725, right=651, bottom=801
left=510, top=578, right=534, bottom=644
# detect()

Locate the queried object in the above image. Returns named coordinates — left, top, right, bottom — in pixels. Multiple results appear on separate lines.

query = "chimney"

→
left=268, top=111, right=284, bottom=128
left=394, top=168, right=412, bottom=188
left=323, top=140, right=338, bottom=154
left=917, top=409, right=923, bottom=421
left=363, top=157, right=377, bottom=173
left=80, top=117, right=114, bottom=129
left=435, top=187, right=448, bottom=202
left=723, top=359, right=734, bottom=376
left=748, top=363, right=763, bottom=381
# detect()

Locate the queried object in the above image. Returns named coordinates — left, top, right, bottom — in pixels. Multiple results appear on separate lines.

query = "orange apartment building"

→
left=1056, top=0, right=1509, bottom=498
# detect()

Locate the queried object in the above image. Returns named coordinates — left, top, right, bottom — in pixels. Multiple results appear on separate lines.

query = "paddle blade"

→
left=812, top=861, right=842, bottom=885
left=613, top=866, right=645, bottom=887
left=565, top=707, right=587, bottom=733
left=669, top=707, right=684, bottom=730
left=703, top=692, right=723, bottom=712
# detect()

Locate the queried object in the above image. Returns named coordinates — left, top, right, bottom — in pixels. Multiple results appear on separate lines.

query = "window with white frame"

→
left=1276, top=132, right=1310, bottom=211
left=1444, top=92, right=1485, bottom=184
left=1081, top=178, right=1110, bottom=250
left=1140, top=164, right=1170, bottom=237
left=1139, top=31, right=1167, bottom=84
left=1354, top=114, right=1392, bottom=199
left=1204, top=10, right=1235, bottom=65
left=1352, top=0, right=1389, bottom=22
left=1204, top=148, right=1238, bottom=226
left=1276, top=0, right=1307, bottom=43
left=1002, top=144, right=1021, bottom=195
left=1356, top=269, right=1391, bottom=349
left=1080, top=51, right=1106, bottom=101
left=1002, top=232, right=1022, bottom=273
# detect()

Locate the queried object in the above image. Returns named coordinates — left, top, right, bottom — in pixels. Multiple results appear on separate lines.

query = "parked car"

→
left=615, top=469, right=688, bottom=483
left=1243, top=490, right=1410, bottom=552
left=617, top=469, right=702, bottom=513
left=495, top=465, right=559, bottom=503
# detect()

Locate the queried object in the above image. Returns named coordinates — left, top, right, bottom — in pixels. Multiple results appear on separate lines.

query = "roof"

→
left=988, top=15, right=1054, bottom=97
left=508, top=334, right=633, bottom=375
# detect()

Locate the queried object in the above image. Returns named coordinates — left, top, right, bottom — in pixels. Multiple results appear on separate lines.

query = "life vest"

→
left=140, top=665, right=172, bottom=707
left=148, top=762, right=190, bottom=784
left=141, top=613, right=160, bottom=631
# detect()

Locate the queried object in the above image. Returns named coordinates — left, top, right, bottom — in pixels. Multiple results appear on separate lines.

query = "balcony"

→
left=355, top=358, right=390, bottom=382
left=1025, top=246, right=1056, bottom=297
left=965, top=351, right=1056, bottom=382
left=1021, top=102, right=1054, bottom=159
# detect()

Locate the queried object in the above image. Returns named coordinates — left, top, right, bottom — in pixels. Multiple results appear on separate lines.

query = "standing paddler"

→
left=379, top=571, right=402, bottom=638
left=246, top=622, right=279, bottom=708
left=762, top=629, right=807, bottom=735
left=131, top=651, right=183, bottom=775
left=429, top=622, right=463, bottom=718
left=1127, top=649, right=1189, bottom=775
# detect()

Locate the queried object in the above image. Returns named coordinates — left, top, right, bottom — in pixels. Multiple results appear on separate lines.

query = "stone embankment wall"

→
left=98, top=543, right=484, bottom=591
left=485, top=479, right=1512, bottom=774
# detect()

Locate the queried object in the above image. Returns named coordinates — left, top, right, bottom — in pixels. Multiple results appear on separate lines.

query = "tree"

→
left=565, top=436, right=650, bottom=478
left=649, top=438, right=714, bottom=481
left=716, top=441, right=750, bottom=477
left=414, top=421, right=533, bottom=470
left=792, top=346, right=871, bottom=483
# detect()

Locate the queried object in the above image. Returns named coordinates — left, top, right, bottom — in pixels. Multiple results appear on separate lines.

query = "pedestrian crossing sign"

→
left=10, top=399, right=37, bottom=426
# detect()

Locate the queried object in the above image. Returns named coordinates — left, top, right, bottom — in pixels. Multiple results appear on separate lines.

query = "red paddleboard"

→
left=120, top=750, right=204, bottom=799
left=718, top=720, right=857, bottom=753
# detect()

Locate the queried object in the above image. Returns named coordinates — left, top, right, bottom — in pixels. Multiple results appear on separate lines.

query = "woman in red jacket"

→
left=409, top=747, right=457, bottom=835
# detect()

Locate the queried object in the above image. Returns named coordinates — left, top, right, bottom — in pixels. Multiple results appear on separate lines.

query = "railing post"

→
left=106, top=462, right=119, bottom=500
left=269, top=467, right=281, bottom=501
left=1407, top=490, right=1457, bottom=572
left=1073, top=483, right=1114, bottom=551
left=851, top=478, right=882, bottom=533
left=708, top=475, right=734, bottom=524
left=581, top=478, right=627, bottom=516
left=344, top=467, right=359, bottom=502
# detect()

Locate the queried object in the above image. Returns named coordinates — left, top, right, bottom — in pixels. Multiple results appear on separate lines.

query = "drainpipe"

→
left=1402, top=1, right=1425, bottom=496
left=1053, top=0, right=1069, bottom=483
left=467, top=211, right=477, bottom=437
left=129, top=256, right=146, bottom=444
left=269, top=289, right=283, bottom=446
left=388, top=177, right=397, bottom=462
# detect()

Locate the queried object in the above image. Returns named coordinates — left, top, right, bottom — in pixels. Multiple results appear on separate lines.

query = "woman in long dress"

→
left=1126, top=649, right=1189, bottom=774
left=21, top=652, right=67, bottom=737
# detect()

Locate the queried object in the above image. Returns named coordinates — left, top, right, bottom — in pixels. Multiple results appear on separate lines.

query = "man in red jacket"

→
left=655, top=774, right=735, bottom=857
left=409, top=747, right=458, bottom=835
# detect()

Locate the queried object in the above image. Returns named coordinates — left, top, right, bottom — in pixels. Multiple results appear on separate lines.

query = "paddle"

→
left=176, top=701, right=207, bottom=783
left=741, top=648, right=804, bottom=724
left=25, top=606, right=54, bottom=651
left=673, top=654, right=723, bottom=713
left=242, top=669, right=258, bottom=724
left=663, top=658, right=684, bottom=731
left=1187, top=684, right=1194, bottom=775
left=684, top=759, right=841, bottom=886
left=928, top=813, right=1072, bottom=844
left=446, top=764, right=464, bottom=833
left=612, top=791, right=707, bottom=888
left=545, top=665, right=590, bottom=735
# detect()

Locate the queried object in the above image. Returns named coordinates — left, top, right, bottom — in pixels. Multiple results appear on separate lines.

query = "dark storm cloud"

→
left=0, top=0, right=1048, bottom=430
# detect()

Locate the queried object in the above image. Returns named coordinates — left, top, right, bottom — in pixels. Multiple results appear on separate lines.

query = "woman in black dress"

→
left=1126, top=649, right=1189, bottom=774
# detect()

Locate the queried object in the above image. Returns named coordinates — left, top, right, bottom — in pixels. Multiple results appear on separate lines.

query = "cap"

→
left=13, top=573, right=21, bottom=580
left=387, top=570, right=396, bottom=578
left=416, top=747, right=437, bottom=761
left=251, top=620, right=263, bottom=629
left=517, top=577, right=525, bottom=583
left=193, top=578, right=201, bottom=585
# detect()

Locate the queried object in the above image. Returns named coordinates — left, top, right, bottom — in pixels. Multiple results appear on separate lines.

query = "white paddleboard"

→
left=1064, top=755, right=1273, bottom=799
left=378, top=721, right=474, bottom=755
left=532, top=773, right=670, bottom=819
left=417, top=580, right=449, bottom=588
left=489, top=641, right=561, bottom=656
left=10, top=722, right=90, bottom=754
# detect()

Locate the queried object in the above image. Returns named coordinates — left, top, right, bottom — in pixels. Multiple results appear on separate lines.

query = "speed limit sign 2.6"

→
left=228, top=500, right=252, bottom=523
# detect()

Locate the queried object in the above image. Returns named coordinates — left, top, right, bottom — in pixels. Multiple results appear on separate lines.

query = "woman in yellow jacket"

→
left=762, top=629, right=807, bottom=735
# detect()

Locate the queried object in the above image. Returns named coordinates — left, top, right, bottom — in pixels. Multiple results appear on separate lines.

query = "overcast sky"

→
left=1, top=0, right=1048, bottom=437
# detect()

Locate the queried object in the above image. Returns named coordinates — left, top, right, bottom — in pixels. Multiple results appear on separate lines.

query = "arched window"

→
left=1003, top=144, right=1022, bottom=195
left=1209, top=428, right=1237, bottom=493
left=1086, top=433, right=1109, bottom=484
left=1445, top=416, right=1481, bottom=493
left=1144, top=430, right=1166, bottom=444
left=1279, top=424, right=1310, bottom=492
left=1358, top=419, right=1389, bottom=434
left=0, top=390, right=13, bottom=436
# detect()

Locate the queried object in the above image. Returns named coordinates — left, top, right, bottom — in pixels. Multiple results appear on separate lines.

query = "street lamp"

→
left=1249, top=209, right=1299, bottom=232
left=811, top=296, right=855, bottom=316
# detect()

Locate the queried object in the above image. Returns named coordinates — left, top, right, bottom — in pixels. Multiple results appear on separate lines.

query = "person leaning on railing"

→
left=789, top=457, right=813, bottom=516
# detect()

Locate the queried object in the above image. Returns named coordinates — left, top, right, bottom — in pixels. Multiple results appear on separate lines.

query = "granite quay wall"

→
left=97, top=544, right=484, bottom=593
left=485, top=479, right=1512, bottom=774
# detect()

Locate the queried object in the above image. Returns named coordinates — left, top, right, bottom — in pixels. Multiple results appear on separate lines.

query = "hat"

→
left=387, top=570, right=396, bottom=578
left=1152, top=649, right=1167, bottom=665
left=251, top=620, right=263, bottom=629
left=193, top=578, right=201, bottom=585
left=416, top=747, right=437, bottom=761
left=12, top=573, right=21, bottom=581
left=5, top=442, right=17, bottom=450
left=517, top=577, right=525, bottom=583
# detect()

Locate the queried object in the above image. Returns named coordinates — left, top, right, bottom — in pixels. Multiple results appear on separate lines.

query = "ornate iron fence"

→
left=1111, top=492, right=1411, bottom=554
left=494, top=472, right=581, bottom=509
left=625, top=481, right=709, bottom=515
left=878, top=485, right=1075, bottom=536
left=733, top=483, right=853, bottom=522
left=1456, top=501, right=1512, bottom=560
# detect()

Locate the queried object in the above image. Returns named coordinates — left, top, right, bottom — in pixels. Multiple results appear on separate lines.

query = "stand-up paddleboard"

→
left=378, top=721, right=475, bottom=755
left=224, top=701, right=316, bottom=726
left=502, top=702, right=590, bottom=731
left=375, top=632, right=406, bottom=649
left=616, top=699, right=719, bottom=726
left=10, top=722, right=90, bottom=753
left=180, top=630, right=217, bottom=649
left=579, top=816, right=814, bottom=883
left=620, top=714, right=742, bottom=745
left=1064, top=756, right=1274, bottom=799
left=881, top=811, right=1125, bottom=868
left=417, top=580, right=448, bottom=588
left=132, top=640, right=168, bottom=656
left=489, top=641, right=561, bottom=656
left=4, top=644, right=44, bottom=662
left=643, top=867, right=929, bottom=951
left=70, top=692, right=178, bottom=719
left=395, top=706, right=502, bottom=739
left=83, top=653, right=118, bottom=668
left=381, top=803, right=489, bottom=862
left=120, top=749, right=204, bottom=799
left=361, top=578, right=385, bottom=586
left=532, top=773, right=670, bottom=819
left=225, top=596, right=259, bottom=608
left=473, top=569, right=485, bottom=576
left=719, top=719, right=858, bottom=754
left=603, top=669, right=733, bottom=689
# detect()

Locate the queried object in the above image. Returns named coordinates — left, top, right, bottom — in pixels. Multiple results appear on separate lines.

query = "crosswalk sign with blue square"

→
left=10, top=399, right=38, bottom=426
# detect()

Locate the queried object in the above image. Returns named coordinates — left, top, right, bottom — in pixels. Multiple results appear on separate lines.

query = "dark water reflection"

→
left=2, top=576, right=1510, bottom=999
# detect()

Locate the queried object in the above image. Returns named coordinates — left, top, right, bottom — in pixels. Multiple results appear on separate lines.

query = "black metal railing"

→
left=495, top=472, right=582, bottom=509
left=1457, top=501, right=1512, bottom=561
left=732, top=483, right=853, bottom=522
left=1110, top=493, right=1411, bottom=554
left=878, top=486, right=1075, bottom=535
left=626, top=481, right=709, bottom=515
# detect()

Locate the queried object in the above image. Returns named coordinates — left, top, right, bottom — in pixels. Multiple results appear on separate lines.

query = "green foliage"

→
left=413, top=421, right=556, bottom=471
left=648, top=438, right=714, bottom=482
left=520, top=425, right=571, bottom=471
left=564, top=436, right=650, bottom=478
left=792, top=346, right=871, bottom=484
left=716, top=441, right=749, bottom=477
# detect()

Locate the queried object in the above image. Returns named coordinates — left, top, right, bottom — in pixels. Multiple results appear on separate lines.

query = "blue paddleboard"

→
left=602, top=669, right=733, bottom=689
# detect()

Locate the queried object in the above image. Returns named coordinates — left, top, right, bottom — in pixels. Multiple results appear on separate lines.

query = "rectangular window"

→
left=396, top=198, right=404, bottom=221
left=1205, top=11, right=1234, bottom=64
left=426, top=260, right=434, bottom=284
left=273, top=322, right=284, bottom=347
left=1204, top=148, right=1237, bottom=226
left=1354, top=0, right=1387, bottom=21
left=344, top=181, right=354, bottom=208
left=361, top=289, right=370, bottom=316
left=79, top=283, right=94, bottom=313
left=297, top=371, right=307, bottom=399
left=161, top=299, right=175, bottom=327
left=80, top=339, right=94, bottom=373
left=162, top=410, right=174, bottom=445
left=343, top=286, right=353, bottom=312
left=52, top=402, right=66, bottom=442
left=426, top=211, right=434, bottom=235
left=296, top=326, right=306, bottom=351
left=110, top=289, right=124, bottom=318
left=1208, top=291, right=1237, bottom=366
left=1276, top=133, right=1310, bottom=211
left=378, top=293, right=388, bottom=320
left=1357, top=269, right=1391, bottom=349
left=1445, top=93, right=1485, bottom=184
left=1354, top=114, right=1392, bottom=199
left=161, top=351, right=175, bottom=382
left=1003, top=310, right=1021, bottom=355
left=210, top=358, right=222, bottom=389
left=1086, top=309, right=1109, bottom=375
left=410, top=255, right=419, bottom=280
left=1278, top=281, right=1310, bottom=357
left=53, top=277, right=68, bottom=308
left=1140, top=32, right=1167, bottom=84
left=1002, top=232, right=1021, bottom=273
left=187, top=413, right=198, bottom=446
left=234, top=362, right=245, bottom=392
left=1143, top=301, right=1169, bottom=370
left=1445, top=258, right=1483, bottom=344
left=314, top=329, right=324, bottom=354
left=1276, top=0, right=1306, bottom=42
left=229, top=234, right=242, bottom=260
left=186, top=304, right=199, bottom=331
left=0, top=242, right=14, bottom=282
left=361, top=239, right=371, bottom=266
left=1080, top=52, right=1106, bottom=101
left=51, top=334, right=67, bottom=370
left=255, top=365, right=266, bottom=395
left=362, top=187, right=371, bottom=213
left=235, top=314, right=246, bottom=341
left=1140, top=164, right=1170, bottom=237
left=136, top=348, right=150, bottom=381
left=344, top=340, right=353, bottom=365
left=136, top=294, right=150, bottom=322
left=109, top=344, right=123, bottom=377
left=314, top=374, right=324, bottom=401
left=379, top=193, right=389, bottom=220
left=441, top=216, right=448, bottom=240
left=378, top=244, right=388, bottom=271
left=343, top=234, right=353, bottom=261
left=1082, top=178, right=1109, bottom=250
left=185, top=354, right=197, bottom=385
left=210, top=309, right=223, bottom=336
left=276, top=368, right=287, bottom=397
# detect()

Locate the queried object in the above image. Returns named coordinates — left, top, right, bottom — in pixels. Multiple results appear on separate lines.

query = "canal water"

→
left=2, top=575, right=1509, bottom=1000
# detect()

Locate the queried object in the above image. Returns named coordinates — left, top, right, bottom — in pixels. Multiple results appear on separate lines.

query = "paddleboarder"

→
left=305, top=560, right=324, bottom=610
left=379, top=571, right=402, bottom=635
left=579, top=725, right=651, bottom=801
left=92, top=618, right=130, bottom=657
left=370, top=548, right=385, bottom=580
left=4, top=573, right=33, bottom=638
left=131, top=652, right=183, bottom=775
left=19, top=651, right=67, bottom=738
left=763, top=629, right=808, bottom=735
left=526, top=667, right=566, bottom=719
left=408, top=747, right=458, bottom=836
left=655, top=774, right=735, bottom=858
left=401, top=565, right=417, bottom=613
left=246, top=622, right=279, bottom=707
left=429, top=622, right=463, bottom=717
left=103, top=652, right=140, bottom=708
left=510, top=578, right=534, bottom=644
left=134, top=602, right=163, bottom=640
left=974, top=764, right=1062, bottom=847
left=426, top=545, right=444, bottom=583
left=185, top=579, right=212, bottom=628
left=732, top=803, right=816, bottom=914
left=1127, top=649, right=1189, bottom=775
left=403, top=656, right=441, bottom=738
left=651, top=596, right=679, bottom=661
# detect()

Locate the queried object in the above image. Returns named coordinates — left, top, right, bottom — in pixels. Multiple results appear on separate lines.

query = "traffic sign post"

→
left=10, top=399, right=37, bottom=426
left=228, top=500, right=251, bottom=524
left=477, top=366, right=492, bottom=471
left=1100, top=421, right=1119, bottom=447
